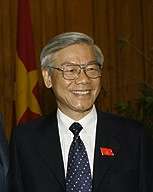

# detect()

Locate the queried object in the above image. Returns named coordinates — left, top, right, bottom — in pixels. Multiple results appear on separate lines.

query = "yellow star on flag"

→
left=15, top=57, right=41, bottom=123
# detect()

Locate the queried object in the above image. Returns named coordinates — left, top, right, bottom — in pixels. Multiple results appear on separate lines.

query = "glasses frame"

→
left=49, top=60, right=103, bottom=80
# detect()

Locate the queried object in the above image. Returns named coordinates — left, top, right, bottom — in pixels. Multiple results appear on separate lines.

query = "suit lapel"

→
left=35, top=114, right=65, bottom=190
left=32, top=111, right=121, bottom=191
left=92, top=111, right=120, bottom=191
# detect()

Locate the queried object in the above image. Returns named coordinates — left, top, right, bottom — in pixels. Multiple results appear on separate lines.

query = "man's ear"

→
left=42, top=69, right=52, bottom=88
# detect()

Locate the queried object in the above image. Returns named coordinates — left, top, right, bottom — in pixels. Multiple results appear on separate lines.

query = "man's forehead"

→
left=53, top=43, right=95, bottom=62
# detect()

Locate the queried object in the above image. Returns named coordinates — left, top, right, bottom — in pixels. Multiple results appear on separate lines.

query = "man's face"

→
left=43, top=43, right=102, bottom=120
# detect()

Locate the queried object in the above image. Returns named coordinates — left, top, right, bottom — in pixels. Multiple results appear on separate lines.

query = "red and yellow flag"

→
left=16, top=0, right=41, bottom=124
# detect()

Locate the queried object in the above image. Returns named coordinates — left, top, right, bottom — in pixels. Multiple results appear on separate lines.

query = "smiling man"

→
left=42, top=42, right=102, bottom=120
left=10, top=32, right=153, bottom=192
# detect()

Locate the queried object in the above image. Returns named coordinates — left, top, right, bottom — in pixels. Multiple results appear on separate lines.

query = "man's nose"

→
left=75, top=69, right=90, bottom=84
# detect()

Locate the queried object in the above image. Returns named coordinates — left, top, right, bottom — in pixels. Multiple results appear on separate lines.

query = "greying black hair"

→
left=40, top=32, right=104, bottom=69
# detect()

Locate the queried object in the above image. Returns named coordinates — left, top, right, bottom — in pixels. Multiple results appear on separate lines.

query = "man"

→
left=0, top=113, right=9, bottom=192
left=10, top=32, right=153, bottom=192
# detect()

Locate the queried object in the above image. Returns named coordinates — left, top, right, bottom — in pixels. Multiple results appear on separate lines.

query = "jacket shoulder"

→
left=97, top=110, right=145, bottom=135
left=12, top=113, right=57, bottom=142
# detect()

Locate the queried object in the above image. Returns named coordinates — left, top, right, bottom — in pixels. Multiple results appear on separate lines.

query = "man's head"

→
left=40, top=32, right=104, bottom=120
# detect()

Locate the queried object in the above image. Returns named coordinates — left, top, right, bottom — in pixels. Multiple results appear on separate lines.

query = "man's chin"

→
left=72, top=104, right=93, bottom=113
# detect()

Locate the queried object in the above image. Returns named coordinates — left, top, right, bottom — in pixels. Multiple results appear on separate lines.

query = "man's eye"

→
left=65, top=67, right=77, bottom=72
left=87, top=67, right=95, bottom=71
left=68, top=69, right=75, bottom=72
left=87, top=65, right=98, bottom=71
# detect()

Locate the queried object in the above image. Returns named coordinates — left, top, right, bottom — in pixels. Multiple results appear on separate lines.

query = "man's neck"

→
left=57, top=106, right=94, bottom=121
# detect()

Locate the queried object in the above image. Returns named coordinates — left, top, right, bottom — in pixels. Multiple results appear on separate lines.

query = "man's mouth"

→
left=72, top=90, right=91, bottom=95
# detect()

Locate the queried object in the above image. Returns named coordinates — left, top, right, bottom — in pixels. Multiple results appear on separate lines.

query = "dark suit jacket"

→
left=10, top=110, right=153, bottom=192
left=0, top=114, right=9, bottom=192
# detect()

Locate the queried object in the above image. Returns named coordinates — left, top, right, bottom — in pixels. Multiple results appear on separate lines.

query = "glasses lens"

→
left=86, top=64, right=102, bottom=78
left=63, top=65, right=79, bottom=80
left=62, top=63, right=102, bottom=80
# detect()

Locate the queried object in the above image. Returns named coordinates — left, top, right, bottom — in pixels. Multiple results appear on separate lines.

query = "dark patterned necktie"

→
left=66, top=122, right=92, bottom=192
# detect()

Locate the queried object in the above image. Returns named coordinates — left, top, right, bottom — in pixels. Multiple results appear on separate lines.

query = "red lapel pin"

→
left=100, top=147, right=115, bottom=156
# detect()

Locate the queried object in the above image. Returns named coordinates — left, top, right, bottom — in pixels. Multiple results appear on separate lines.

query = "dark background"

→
left=0, top=0, right=153, bottom=138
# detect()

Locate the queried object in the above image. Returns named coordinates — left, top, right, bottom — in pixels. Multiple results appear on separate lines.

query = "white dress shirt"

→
left=57, top=105, right=97, bottom=176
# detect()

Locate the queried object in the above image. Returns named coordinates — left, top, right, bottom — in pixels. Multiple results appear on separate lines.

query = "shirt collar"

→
left=57, top=105, right=97, bottom=134
left=78, top=105, right=97, bottom=133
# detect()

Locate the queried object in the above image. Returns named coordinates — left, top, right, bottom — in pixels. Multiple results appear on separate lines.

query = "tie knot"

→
left=69, top=122, right=83, bottom=136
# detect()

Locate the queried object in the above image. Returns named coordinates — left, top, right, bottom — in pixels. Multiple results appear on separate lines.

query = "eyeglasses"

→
left=49, top=61, right=103, bottom=80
